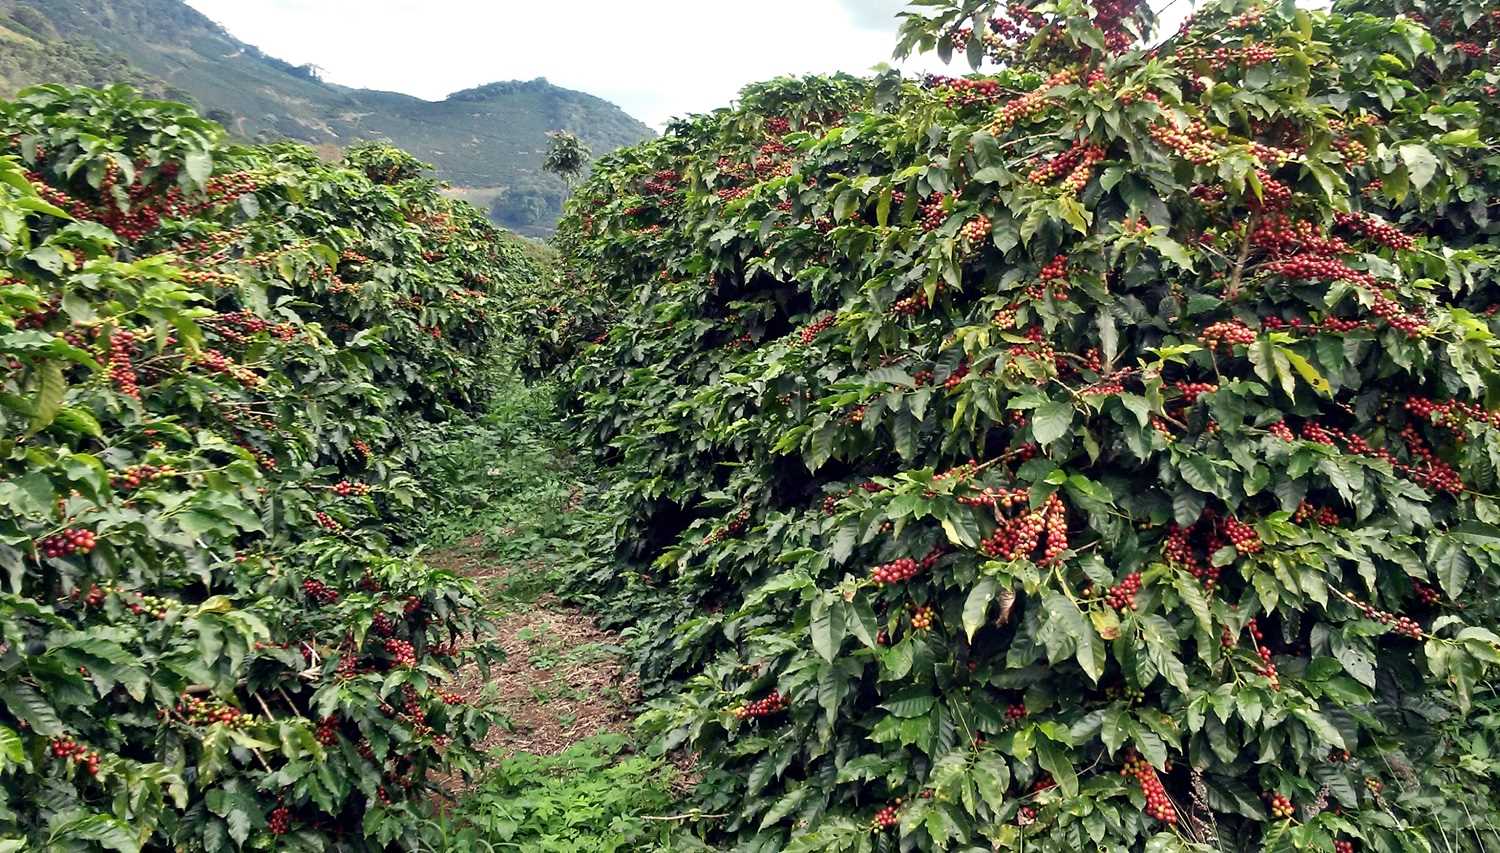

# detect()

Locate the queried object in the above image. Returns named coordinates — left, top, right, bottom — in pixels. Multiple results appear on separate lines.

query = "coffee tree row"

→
left=547, top=0, right=1500, bottom=849
left=0, top=86, right=537, bottom=851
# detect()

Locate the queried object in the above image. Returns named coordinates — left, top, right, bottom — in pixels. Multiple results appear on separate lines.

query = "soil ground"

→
left=427, top=534, right=639, bottom=761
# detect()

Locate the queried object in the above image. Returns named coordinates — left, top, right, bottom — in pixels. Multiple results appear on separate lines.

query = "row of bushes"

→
left=0, top=86, right=538, bottom=850
left=543, top=0, right=1500, bottom=849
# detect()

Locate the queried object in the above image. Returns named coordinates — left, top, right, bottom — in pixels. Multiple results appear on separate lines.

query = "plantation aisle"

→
left=429, top=534, right=638, bottom=758
left=403, top=383, right=709, bottom=851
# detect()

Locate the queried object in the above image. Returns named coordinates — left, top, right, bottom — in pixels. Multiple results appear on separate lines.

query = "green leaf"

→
left=1043, top=594, right=1104, bottom=682
left=810, top=593, right=845, bottom=663
left=28, top=361, right=65, bottom=434
left=1032, top=401, right=1075, bottom=446
left=963, top=577, right=997, bottom=641
left=1430, top=536, right=1471, bottom=597
left=1035, top=738, right=1078, bottom=797
left=1398, top=144, right=1438, bottom=189
left=0, top=684, right=63, bottom=735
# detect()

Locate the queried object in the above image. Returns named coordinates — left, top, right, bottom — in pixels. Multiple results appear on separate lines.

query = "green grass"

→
left=417, top=736, right=713, bottom=852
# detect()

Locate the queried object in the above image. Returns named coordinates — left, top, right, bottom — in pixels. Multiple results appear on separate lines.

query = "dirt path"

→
left=428, top=535, right=640, bottom=759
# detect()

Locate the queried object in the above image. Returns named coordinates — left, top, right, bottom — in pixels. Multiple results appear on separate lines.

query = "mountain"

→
left=0, top=0, right=654, bottom=234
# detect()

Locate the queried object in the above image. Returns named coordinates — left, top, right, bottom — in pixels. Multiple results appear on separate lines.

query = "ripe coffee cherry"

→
left=989, top=69, right=1076, bottom=134
left=314, top=512, right=343, bottom=532
left=385, top=639, right=417, bottom=668
left=1199, top=320, right=1256, bottom=349
left=1268, top=421, right=1294, bottom=441
left=1121, top=750, right=1177, bottom=824
left=333, top=480, right=372, bottom=498
left=371, top=612, right=397, bottom=635
left=301, top=579, right=339, bottom=605
left=316, top=716, right=340, bottom=746
left=1335, top=841, right=1356, bottom=853
left=1266, top=792, right=1295, bottom=819
left=269, top=807, right=291, bottom=835
left=1106, top=572, right=1142, bottom=611
left=1005, top=702, right=1027, bottom=723
left=1222, top=517, right=1262, bottom=555
left=1414, top=582, right=1440, bottom=606
left=919, top=194, right=947, bottom=232
left=1173, top=382, right=1217, bottom=404
left=961, top=214, right=992, bottom=246
left=792, top=314, right=836, bottom=347
left=872, top=800, right=902, bottom=830
left=40, top=528, right=97, bottom=559
left=734, top=690, right=789, bottom=720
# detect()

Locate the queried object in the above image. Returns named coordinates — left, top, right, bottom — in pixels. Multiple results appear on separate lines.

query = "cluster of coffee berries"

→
left=333, top=480, right=372, bottom=497
left=872, top=800, right=902, bottom=830
left=1293, top=501, right=1341, bottom=527
left=1149, top=118, right=1221, bottom=165
left=385, top=638, right=417, bottom=667
left=371, top=611, right=397, bottom=636
left=1354, top=599, right=1423, bottom=639
left=1106, top=572, right=1143, bottom=611
left=314, top=512, right=343, bottom=532
left=1247, top=620, right=1280, bottom=688
left=1222, top=517, right=1262, bottom=555
left=112, top=463, right=173, bottom=491
left=353, top=438, right=372, bottom=458
left=107, top=329, right=141, bottom=398
left=1335, top=840, right=1356, bottom=853
left=1266, top=791, right=1295, bottom=819
left=643, top=169, right=680, bottom=194
left=1228, top=6, right=1264, bottom=27
left=980, top=494, right=1068, bottom=563
left=919, top=193, right=947, bottom=232
left=911, top=605, right=935, bottom=630
left=959, top=485, right=1028, bottom=508
left=1199, top=320, right=1257, bottom=349
left=929, top=362, right=964, bottom=393
left=1260, top=314, right=1372, bottom=335
left=1005, top=702, right=1028, bottom=723
left=703, top=508, right=752, bottom=545
left=961, top=214, right=992, bottom=246
left=793, top=314, right=836, bottom=347
left=178, top=696, right=253, bottom=728
left=269, top=806, right=292, bottom=835
left=1405, top=395, right=1500, bottom=431
left=926, top=75, right=1004, bottom=108
left=40, top=528, right=97, bottom=559
left=302, top=578, right=339, bottom=605
left=1122, top=751, right=1177, bottom=824
left=735, top=690, right=789, bottom=720
left=1413, top=582, right=1441, bottom=606
left=1173, top=382, right=1217, bottom=404
left=316, top=715, right=340, bottom=746
left=871, top=557, right=920, bottom=585
left=50, top=737, right=102, bottom=776
left=990, top=69, right=1075, bottom=134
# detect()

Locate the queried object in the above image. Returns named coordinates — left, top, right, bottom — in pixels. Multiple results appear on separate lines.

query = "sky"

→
left=181, top=0, right=946, bottom=129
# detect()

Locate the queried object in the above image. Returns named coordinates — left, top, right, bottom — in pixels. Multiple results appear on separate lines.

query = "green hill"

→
left=0, top=0, right=653, bottom=234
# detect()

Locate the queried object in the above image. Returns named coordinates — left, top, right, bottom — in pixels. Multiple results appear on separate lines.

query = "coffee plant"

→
left=544, top=0, right=1500, bottom=850
left=0, top=86, right=536, bottom=850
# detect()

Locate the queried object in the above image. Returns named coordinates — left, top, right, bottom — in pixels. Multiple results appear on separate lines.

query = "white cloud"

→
left=182, top=0, right=952, bottom=129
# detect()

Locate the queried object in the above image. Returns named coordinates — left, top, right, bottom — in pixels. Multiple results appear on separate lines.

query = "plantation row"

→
left=539, top=0, right=1500, bottom=850
left=0, top=87, right=540, bottom=850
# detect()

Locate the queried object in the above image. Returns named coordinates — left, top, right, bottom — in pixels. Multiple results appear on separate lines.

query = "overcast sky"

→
left=182, top=0, right=944, bottom=128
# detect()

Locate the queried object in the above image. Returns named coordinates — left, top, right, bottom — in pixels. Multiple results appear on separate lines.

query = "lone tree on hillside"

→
left=542, top=130, right=590, bottom=186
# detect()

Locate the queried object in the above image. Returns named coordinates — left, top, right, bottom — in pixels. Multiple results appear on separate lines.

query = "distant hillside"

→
left=0, top=0, right=653, bottom=234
